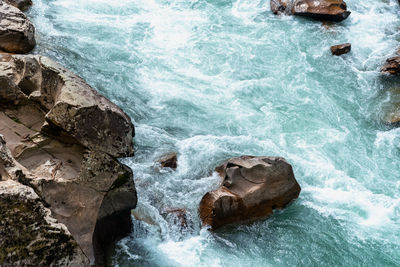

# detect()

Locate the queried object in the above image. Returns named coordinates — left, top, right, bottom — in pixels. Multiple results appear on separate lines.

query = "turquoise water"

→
left=28, top=0, right=400, bottom=266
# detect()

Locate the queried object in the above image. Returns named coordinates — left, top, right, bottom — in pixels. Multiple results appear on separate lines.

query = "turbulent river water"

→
left=28, top=0, right=400, bottom=266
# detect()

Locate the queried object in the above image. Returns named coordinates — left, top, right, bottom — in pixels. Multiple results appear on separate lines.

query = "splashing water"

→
left=28, top=0, right=400, bottom=266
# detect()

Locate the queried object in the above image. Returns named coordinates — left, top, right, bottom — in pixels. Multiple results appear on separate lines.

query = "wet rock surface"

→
left=0, top=1, right=35, bottom=53
left=292, top=0, right=350, bottom=21
left=331, top=43, right=351, bottom=56
left=271, top=0, right=351, bottom=22
left=0, top=54, right=137, bottom=266
left=199, top=156, right=301, bottom=230
left=157, top=152, right=177, bottom=169
left=382, top=56, right=400, bottom=75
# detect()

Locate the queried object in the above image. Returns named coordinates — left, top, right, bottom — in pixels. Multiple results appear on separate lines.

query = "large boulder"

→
left=199, top=156, right=301, bottom=230
left=271, top=0, right=351, bottom=22
left=0, top=54, right=137, bottom=265
left=0, top=54, right=134, bottom=157
left=292, top=0, right=351, bottom=21
left=0, top=1, right=35, bottom=53
left=0, top=179, right=89, bottom=266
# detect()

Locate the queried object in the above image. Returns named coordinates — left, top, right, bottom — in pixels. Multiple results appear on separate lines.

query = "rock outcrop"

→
left=0, top=53, right=136, bottom=266
left=0, top=179, right=89, bottom=266
left=4, top=0, right=32, bottom=10
left=199, top=156, right=301, bottom=230
left=331, top=43, right=351, bottom=56
left=271, top=0, right=351, bottom=22
left=0, top=1, right=35, bottom=53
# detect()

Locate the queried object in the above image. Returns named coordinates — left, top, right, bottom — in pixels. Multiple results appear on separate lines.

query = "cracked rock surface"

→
left=0, top=53, right=137, bottom=266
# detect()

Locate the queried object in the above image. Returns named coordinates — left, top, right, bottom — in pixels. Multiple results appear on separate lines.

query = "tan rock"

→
left=157, top=152, right=177, bottom=169
left=331, top=43, right=351, bottom=56
left=0, top=2, right=35, bottom=53
left=199, top=156, right=301, bottom=230
left=0, top=54, right=134, bottom=157
left=381, top=56, right=400, bottom=75
left=0, top=54, right=137, bottom=265
left=292, top=0, right=351, bottom=22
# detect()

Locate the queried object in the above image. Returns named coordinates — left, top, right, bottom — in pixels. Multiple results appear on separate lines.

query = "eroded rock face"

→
left=199, top=156, right=301, bottom=230
left=271, top=0, right=351, bottom=22
left=0, top=54, right=134, bottom=157
left=4, top=0, right=32, bottom=10
left=0, top=54, right=137, bottom=266
left=381, top=56, right=400, bottom=75
left=0, top=1, right=35, bottom=53
left=0, top=179, right=89, bottom=266
left=331, top=43, right=351, bottom=56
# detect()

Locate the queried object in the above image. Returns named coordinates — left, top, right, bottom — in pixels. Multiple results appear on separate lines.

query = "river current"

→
left=28, top=0, right=400, bottom=266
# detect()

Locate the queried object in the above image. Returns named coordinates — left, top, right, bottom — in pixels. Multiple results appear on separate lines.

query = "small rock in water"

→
left=331, top=43, right=351, bottom=56
left=163, top=208, right=194, bottom=234
left=199, top=156, right=301, bottom=230
left=157, top=152, right=177, bottom=169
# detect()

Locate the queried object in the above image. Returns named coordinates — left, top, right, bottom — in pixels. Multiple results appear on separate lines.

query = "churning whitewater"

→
left=28, top=0, right=399, bottom=266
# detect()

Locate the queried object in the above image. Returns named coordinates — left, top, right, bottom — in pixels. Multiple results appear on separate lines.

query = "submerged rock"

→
left=157, top=152, right=177, bottom=169
left=0, top=179, right=89, bottom=266
left=4, top=0, right=32, bottom=10
left=331, top=43, right=351, bottom=56
left=270, top=0, right=290, bottom=15
left=0, top=1, right=35, bottom=53
left=199, top=156, right=301, bottom=230
left=0, top=54, right=137, bottom=265
left=381, top=56, right=400, bottom=75
left=381, top=88, right=400, bottom=126
left=271, top=0, right=351, bottom=22
left=163, top=208, right=194, bottom=234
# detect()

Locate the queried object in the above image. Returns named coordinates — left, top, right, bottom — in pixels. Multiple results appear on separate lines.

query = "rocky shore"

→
left=2, top=0, right=399, bottom=265
left=0, top=0, right=136, bottom=265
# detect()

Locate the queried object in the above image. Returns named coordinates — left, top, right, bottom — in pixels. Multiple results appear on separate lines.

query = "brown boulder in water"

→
left=292, top=0, right=351, bottom=22
left=331, top=43, right=351, bottom=56
left=199, top=156, right=301, bottom=230
left=381, top=56, right=400, bottom=75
